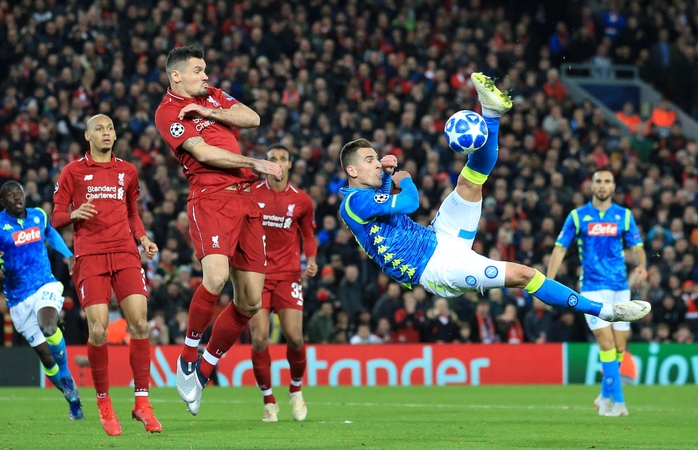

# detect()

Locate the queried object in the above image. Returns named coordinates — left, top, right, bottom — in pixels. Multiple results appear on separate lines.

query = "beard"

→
left=593, top=192, right=611, bottom=202
left=100, top=146, right=111, bottom=153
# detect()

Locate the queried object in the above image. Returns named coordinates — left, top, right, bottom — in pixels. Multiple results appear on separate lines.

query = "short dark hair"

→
left=267, top=143, right=291, bottom=161
left=165, top=46, right=205, bottom=78
left=0, top=180, right=22, bottom=198
left=340, top=138, right=372, bottom=174
left=592, top=166, right=614, bottom=182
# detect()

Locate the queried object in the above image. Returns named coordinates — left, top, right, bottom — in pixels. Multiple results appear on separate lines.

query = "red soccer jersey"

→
left=154, top=87, right=256, bottom=199
left=252, top=180, right=317, bottom=280
left=52, top=152, right=146, bottom=257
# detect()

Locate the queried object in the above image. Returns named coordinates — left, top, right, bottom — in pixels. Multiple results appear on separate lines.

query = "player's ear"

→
left=84, top=130, right=90, bottom=142
left=346, top=165, right=357, bottom=179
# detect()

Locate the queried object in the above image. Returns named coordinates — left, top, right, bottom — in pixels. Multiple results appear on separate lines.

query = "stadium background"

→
left=0, top=0, right=696, bottom=386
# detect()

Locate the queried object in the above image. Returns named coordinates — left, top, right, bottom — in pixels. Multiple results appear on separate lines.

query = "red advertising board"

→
left=59, top=344, right=563, bottom=388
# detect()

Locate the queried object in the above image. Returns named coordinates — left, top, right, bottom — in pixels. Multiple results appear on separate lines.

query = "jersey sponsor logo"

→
left=588, top=222, right=618, bottom=236
left=12, top=227, right=41, bottom=246
left=262, top=214, right=293, bottom=229
left=374, top=194, right=389, bottom=204
left=484, top=265, right=498, bottom=279
left=170, top=122, right=185, bottom=138
left=86, top=185, right=124, bottom=200
left=84, top=174, right=93, bottom=181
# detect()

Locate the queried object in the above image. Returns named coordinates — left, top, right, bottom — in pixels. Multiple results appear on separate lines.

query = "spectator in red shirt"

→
left=543, top=68, right=567, bottom=102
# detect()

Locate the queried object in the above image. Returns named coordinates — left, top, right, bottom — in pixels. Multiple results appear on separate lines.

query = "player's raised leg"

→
left=509, top=265, right=650, bottom=321
left=192, top=269, right=264, bottom=415
left=279, top=308, right=307, bottom=421
left=122, top=294, right=162, bottom=433
left=85, top=303, right=122, bottom=436
left=249, top=308, right=279, bottom=422
left=177, top=253, right=226, bottom=403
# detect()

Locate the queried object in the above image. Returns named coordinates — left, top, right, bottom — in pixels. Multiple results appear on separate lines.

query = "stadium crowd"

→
left=0, top=0, right=697, bottom=347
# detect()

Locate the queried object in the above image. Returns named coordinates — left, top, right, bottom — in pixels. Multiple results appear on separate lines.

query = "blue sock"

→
left=43, top=363, right=63, bottom=392
left=600, top=349, right=624, bottom=403
left=463, top=117, right=500, bottom=184
left=524, top=271, right=603, bottom=316
left=46, top=329, right=70, bottom=379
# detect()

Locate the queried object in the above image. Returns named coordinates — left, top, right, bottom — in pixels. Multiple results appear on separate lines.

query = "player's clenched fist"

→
left=139, top=236, right=159, bottom=260
left=391, top=170, right=411, bottom=188
left=70, top=197, right=97, bottom=221
left=380, top=155, right=398, bottom=174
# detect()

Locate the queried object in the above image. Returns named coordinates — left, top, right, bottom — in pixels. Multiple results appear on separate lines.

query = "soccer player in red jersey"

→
left=154, top=46, right=282, bottom=415
left=249, top=144, right=318, bottom=422
left=52, top=114, right=161, bottom=436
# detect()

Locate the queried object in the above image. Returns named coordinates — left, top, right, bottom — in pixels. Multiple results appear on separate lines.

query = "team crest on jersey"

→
left=374, top=194, right=389, bottom=204
left=207, top=95, right=220, bottom=107
left=33, top=217, right=39, bottom=224
left=170, top=122, right=185, bottom=138
left=118, top=173, right=125, bottom=186
left=484, top=266, right=498, bottom=279
left=287, top=204, right=295, bottom=216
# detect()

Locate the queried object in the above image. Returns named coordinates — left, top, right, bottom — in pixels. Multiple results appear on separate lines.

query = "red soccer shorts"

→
left=188, top=190, right=267, bottom=273
left=261, top=278, right=304, bottom=312
left=74, top=252, right=148, bottom=308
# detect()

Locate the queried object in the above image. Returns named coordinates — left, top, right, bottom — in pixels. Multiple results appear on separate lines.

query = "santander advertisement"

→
left=57, top=344, right=563, bottom=388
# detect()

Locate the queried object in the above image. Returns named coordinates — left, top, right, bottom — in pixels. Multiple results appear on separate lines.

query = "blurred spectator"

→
left=524, top=298, right=554, bottom=344
left=168, top=307, right=188, bottom=346
left=306, top=301, right=334, bottom=344
left=148, top=310, right=170, bottom=345
left=392, top=293, right=425, bottom=343
left=336, top=264, right=363, bottom=321
left=424, top=298, right=460, bottom=344
left=616, top=102, right=641, bottom=134
left=548, top=310, right=588, bottom=343
left=371, top=282, right=401, bottom=325
left=469, top=298, right=500, bottom=344
left=349, top=323, right=382, bottom=344
left=496, top=304, right=524, bottom=344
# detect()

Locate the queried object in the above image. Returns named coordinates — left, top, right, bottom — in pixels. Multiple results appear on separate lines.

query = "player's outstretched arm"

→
left=344, top=171, right=419, bottom=223
left=181, top=137, right=282, bottom=180
left=177, top=102, right=260, bottom=129
left=546, top=245, right=568, bottom=280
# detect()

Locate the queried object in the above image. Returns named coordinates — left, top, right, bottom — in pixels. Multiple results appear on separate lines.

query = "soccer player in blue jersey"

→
left=339, top=73, right=650, bottom=344
left=546, top=168, right=646, bottom=417
left=0, top=181, right=83, bottom=420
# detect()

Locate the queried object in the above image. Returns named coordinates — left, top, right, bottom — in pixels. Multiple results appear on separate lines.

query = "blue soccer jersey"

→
left=0, top=208, right=70, bottom=307
left=555, top=202, right=643, bottom=291
left=339, top=174, right=437, bottom=287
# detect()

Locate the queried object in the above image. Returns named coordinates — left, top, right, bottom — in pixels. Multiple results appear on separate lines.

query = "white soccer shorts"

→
left=581, top=289, right=631, bottom=331
left=9, top=281, right=65, bottom=347
left=420, top=190, right=507, bottom=298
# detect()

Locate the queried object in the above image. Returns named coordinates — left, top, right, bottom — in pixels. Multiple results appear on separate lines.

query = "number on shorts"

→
left=291, top=282, right=303, bottom=301
left=42, top=291, right=56, bottom=302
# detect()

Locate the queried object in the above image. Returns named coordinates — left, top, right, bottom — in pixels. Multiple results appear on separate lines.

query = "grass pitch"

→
left=0, top=385, right=695, bottom=449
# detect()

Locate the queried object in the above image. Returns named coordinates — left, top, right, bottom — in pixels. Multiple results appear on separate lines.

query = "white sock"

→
left=599, top=304, right=614, bottom=321
left=481, top=106, right=501, bottom=118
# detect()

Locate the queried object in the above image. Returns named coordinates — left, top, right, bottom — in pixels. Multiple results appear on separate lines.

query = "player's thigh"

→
left=188, top=194, right=244, bottom=261
left=33, top=282, right=64, bottom=330
left=9, top=299, right=44, bottom=347
left=419, top=235, right=507, bottom=298
left=230, top=204, right=267, bottom=273
left=111, top=255, right=148, bottom=303
left=429, top=190, right=482, bottom=250
left=74, top=255, right=112, bottom=308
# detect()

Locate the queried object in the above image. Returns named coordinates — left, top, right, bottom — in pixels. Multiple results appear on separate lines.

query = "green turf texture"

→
left=0, top=385, right=695, bottom=449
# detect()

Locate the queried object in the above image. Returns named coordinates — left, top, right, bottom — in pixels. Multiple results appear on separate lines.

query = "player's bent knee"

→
left=89, top=328, right=108, bottom=346
left=40, top=323, right=57, bottom=338
left=287, top=335, right=304, bottom=350
left=251, top=337, right=269, bottom=352
left=128, top=318, right=149, bottom=339
left=505, top=263, right=536, bottom=288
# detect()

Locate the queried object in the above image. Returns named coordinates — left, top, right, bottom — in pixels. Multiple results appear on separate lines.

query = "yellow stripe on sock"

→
left=460, top=166, right=488, bottom=185
left=524, top=269, right=546, bottom=294
left=46, top=328, right=63, bottom=346
left=43, top=364, right=59, bottom=376
left=616, top=351, right=625, bottom=363
left=600, top=348, right=617, bottom=363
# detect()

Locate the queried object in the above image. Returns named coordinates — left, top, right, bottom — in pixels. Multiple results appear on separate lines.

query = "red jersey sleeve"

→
left=52, top=164, right=75, bottom=229
left=127, top=166, right=146, bottom=241
left=299, top=194, right=317, bottom=258
left=212, top=88, right=239, bottom=109
left=154, top=105, right=201, bottom=153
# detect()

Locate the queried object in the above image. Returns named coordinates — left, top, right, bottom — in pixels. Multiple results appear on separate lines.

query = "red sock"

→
left=87, top=342, right=109, bottom=398
left=183, top=284, right=219, bottom=362
left=287, top=345, right=306, bottom=393
left=130, top=338, right=151, bottom=403
left=252, top=348, right=276, bottom=404
left=200, top=303, right=252, bottom=378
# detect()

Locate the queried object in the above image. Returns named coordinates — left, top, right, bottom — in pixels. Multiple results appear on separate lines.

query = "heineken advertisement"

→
left=566, top=343, right=698, bottom=385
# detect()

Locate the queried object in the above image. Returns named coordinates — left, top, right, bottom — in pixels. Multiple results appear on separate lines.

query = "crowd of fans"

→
left=0, top=0, right=697, bottom=347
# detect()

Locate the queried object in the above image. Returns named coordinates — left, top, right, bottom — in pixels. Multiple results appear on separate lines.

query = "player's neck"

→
left=90, top=149, right=113, bottom=163
left=269, top=178, right=289, bottom=192
left=592, top=198, right=612, bottom=211
left=170, top=85, right=193, bottom=98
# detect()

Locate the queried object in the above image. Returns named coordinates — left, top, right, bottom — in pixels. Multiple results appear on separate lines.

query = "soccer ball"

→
left=444, top=110, right=488, bottom=155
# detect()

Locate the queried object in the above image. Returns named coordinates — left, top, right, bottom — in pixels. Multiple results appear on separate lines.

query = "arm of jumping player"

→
left=180, top=136, right=282, bottom=180
left=344, top=171, right=419, bottom=222
left=376, top=155, right=398, bottom=194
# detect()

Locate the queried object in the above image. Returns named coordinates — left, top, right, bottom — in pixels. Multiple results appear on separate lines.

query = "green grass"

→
left=0, top=385, right=696, bottom=449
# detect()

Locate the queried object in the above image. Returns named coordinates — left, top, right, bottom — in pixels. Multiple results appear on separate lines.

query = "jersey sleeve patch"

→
left=374, top=194, right=389, bottom=204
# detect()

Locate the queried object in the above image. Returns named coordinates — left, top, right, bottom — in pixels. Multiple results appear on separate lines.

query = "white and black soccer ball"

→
left=443, top=110, right=488, bottom=155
